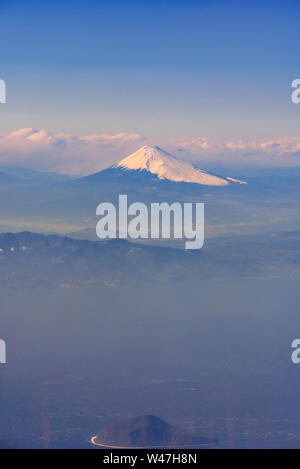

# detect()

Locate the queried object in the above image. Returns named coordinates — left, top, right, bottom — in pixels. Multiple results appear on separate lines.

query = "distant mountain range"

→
left=91, top=414, right=214, bottom=448
left=0, top=231, right=300, bottom=289
left=0, top=165, right=73, bottom=184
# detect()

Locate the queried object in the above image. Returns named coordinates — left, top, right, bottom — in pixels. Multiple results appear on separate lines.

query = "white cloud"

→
left=0, top=128, right=145, bottom=175
left=171, top=136, right=300, bottom=167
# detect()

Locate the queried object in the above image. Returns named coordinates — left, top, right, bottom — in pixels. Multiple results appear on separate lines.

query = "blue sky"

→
left=0, top=0, right=299, bottom=174
left=0, top=0, right=299, bottom=138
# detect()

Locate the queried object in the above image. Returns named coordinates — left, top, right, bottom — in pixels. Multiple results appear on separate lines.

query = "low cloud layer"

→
left=0, top=128, right=300, bottom=175
left=172, top=136, right=300, bottom=168
left=0, top=128, right=145, bottom=175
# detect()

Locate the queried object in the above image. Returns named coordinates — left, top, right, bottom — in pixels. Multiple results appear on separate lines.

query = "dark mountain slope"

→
left=92, top=415, right=214, bottom=448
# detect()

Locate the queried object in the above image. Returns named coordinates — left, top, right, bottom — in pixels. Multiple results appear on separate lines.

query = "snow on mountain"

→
left=225, top=176, right=248, bottom=185
left=115, top=145, right=246, bottom=186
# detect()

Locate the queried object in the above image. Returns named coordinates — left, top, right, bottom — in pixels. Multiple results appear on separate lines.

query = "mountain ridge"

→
left=1, top=231, right=300, bottom=289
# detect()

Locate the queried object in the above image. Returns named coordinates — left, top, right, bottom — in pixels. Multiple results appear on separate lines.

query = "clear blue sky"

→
left=0, top=0, right=299, bottom=138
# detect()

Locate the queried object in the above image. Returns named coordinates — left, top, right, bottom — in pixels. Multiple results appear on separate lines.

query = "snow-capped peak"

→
left=115, top=145, right=246, bottom=186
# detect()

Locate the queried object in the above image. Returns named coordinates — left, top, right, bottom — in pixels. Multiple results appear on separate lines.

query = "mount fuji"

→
left=113, top=145, right=246, bottom=186
left=76, top=145, right=247, bottom=188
